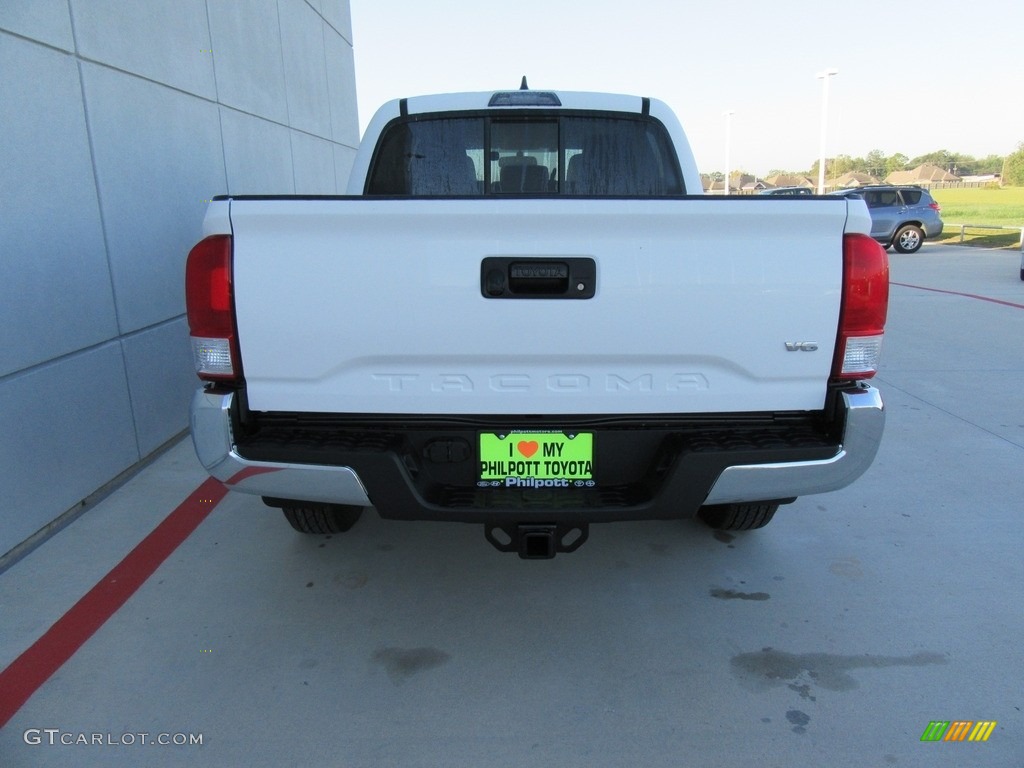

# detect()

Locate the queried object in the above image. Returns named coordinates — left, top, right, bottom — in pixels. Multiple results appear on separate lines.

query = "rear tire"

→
left=892, top=224, right=924, bottom=254
left=698, top=503, right=778, bottom=531
left=281, top=504, right=363, bottom=534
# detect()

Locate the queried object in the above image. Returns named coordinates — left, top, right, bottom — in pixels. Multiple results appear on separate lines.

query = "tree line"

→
left=1003, top=143, right=1024, bottom=185
left=799, top=148, right=1005, bottom=180
left=711, top=145, right=1024, bottom=183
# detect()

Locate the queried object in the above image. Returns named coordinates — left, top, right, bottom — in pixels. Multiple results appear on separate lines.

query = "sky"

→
left=349, top=0, right=1024, bottom=177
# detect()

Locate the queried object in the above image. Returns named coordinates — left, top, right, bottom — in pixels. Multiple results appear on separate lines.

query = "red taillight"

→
left=929, top=202, right=940, bottom=211
left=832, top=233, right=889, bottom=380
left=185, top=235, right=241, bottom=382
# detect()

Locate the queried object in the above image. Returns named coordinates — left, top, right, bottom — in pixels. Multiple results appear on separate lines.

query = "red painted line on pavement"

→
left=0, top=477, right=227, bottom=729
left=224, top=465, right=281, bottom=486
left=892, top=281, right=1024, bottom=310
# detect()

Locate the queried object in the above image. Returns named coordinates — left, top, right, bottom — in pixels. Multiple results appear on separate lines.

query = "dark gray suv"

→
left=828, top=185, right=943, bottom=253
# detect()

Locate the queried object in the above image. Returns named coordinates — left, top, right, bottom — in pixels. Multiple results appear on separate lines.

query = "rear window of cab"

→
left=365, top=112, right=684, bottom=197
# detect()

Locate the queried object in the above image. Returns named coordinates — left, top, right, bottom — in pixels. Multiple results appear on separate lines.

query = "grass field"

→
left=929, top=186, right=1024, bottom=248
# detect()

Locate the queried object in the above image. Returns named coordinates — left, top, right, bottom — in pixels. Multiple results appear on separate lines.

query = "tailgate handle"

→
left=481, top=257, right=595, bottom=299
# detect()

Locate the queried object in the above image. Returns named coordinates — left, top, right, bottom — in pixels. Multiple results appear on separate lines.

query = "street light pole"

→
left=816, top=68, right=838, bottom=194
left=723, top=110, right=735, bottom=195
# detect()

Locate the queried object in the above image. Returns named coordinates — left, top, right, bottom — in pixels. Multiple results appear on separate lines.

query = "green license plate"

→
left=479, top=432, right=593, bottom=486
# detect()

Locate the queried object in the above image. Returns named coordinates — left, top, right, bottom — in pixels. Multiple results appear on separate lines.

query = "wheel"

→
left=892, top=224, right=924, bottom=254
left=698, top=503, right=779, bottom=531
left=280, top=504, right=363, bottom=534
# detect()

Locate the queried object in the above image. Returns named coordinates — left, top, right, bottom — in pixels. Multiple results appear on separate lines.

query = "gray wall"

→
left=0, top=1, right=359, bottom=556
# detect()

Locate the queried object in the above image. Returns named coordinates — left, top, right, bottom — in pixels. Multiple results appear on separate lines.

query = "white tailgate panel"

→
left=230, top=198, right=848, bottom=415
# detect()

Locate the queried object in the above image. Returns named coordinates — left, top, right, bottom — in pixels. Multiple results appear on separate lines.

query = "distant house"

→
left=730, top=173, right=755, bottom=190
left=764, top=174, right=815, bottom=189
left=704, top=174, right=760, bottom=194
left=959, top=174, right=999, bottom=184
left=834, top=172, right=881, bottom=187
left=885, top=164, right=960, bottom=185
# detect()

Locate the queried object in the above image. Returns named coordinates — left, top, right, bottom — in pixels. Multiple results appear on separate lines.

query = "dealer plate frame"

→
left=478, top=431, right=594, bottom=486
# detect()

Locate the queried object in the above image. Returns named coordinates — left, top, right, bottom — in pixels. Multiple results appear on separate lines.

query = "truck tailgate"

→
left=228, top=197, right=851, bottom=415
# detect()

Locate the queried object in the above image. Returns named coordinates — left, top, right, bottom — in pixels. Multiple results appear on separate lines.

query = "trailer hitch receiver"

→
left=484, top=523, right=589, bottom=559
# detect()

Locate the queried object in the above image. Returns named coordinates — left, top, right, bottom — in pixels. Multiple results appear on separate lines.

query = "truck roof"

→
left=393, top=89, right=654, bottom=116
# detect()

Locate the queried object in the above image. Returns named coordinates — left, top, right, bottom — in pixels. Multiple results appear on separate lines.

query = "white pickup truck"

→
left=186, top=85, right=888, bottom=558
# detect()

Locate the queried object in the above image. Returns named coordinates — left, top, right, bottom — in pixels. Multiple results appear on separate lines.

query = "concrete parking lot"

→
left=1, top=244, right=1021, bottom=767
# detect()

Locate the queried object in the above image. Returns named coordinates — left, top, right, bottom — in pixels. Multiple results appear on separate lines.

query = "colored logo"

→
left=920, top=721, right=997, bottom=742
left=517, top=440, right=539, bottom=459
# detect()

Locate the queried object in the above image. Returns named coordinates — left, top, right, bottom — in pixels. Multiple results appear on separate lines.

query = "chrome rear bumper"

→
left=703, top=385, right=884, bottom=504
left=190, top=389, right=372, bottom=506
left=191, top=385, right=884, bottom=511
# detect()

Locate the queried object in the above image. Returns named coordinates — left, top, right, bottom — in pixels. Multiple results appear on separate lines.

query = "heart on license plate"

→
left=479, top=432, right=593, bottom=483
